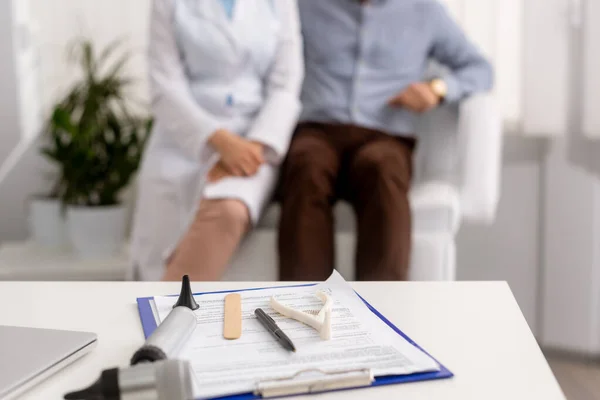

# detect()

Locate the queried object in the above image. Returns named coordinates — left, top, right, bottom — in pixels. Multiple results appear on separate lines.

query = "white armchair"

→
left=226, top=93, right=503, bottom=282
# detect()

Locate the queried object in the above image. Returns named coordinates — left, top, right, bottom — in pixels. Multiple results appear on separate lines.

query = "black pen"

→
left=255, top=308, right=296, bottom=352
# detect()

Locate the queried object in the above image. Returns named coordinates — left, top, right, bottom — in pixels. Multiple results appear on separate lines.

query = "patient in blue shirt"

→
left=278, top=0, right=493, bottom=281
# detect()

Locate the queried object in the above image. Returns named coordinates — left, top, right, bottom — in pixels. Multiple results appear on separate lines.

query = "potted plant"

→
left=27, top=170, right=68, bottom=249
left=45, top=39, right=152, bottom=259
left=30, top=88, right=76, bottom=249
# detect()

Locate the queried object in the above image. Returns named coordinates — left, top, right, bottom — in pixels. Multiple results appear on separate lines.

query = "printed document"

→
left=152, top=272, right=440, bottom=399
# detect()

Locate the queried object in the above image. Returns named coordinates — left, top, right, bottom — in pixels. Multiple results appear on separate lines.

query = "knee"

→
left=352, top=148, right=412, bottom=191
left=210, top=200, right=250, bottom=234
left=284, top=150, right=337, bottom=197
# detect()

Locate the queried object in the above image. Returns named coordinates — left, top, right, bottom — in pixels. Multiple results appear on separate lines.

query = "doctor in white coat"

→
left=129, top=0, right=303, bottom=281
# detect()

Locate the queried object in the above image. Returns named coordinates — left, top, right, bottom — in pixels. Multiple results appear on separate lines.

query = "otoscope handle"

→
left=131, top=305, right=197, bottom=364
left=131, top=275, right=199, bottom=365
left=120, top=359, right=194, bottom=400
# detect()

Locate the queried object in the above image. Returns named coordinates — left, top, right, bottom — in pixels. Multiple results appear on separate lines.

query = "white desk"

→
left=0, top=281, right=565, bottom=400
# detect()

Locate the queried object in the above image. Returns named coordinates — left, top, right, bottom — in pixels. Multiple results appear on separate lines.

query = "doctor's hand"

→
left=388, top=82, right=441, bottom=113
left=207, top=161, right=230, bottom=183
left=208, top=129, right=265, bottom=177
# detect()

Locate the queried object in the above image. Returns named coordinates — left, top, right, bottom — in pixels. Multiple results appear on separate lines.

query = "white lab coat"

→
left=129, top=0, right=303, bottom=281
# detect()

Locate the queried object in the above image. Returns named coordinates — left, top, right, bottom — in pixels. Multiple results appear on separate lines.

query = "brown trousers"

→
left=278, top=122, right=416, bottom=281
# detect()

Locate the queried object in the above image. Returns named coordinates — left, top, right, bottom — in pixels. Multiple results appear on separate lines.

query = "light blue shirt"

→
left=298, top=0, right=494, bottom=136
left=219, top=0, right=236, bottom=20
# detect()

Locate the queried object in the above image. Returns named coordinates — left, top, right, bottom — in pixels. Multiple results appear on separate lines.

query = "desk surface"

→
left=0, top=281, right=565, bottom=400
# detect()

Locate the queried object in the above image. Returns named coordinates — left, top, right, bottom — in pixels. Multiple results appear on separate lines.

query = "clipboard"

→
left=136, top=284, right=453, bottom=399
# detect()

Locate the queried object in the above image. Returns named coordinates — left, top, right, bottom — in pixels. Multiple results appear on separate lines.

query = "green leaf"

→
left=51, top=107, right=77, bottom=134
left=40, top=148, right=59, bottom=163
left=96, top=37, right=125, bottom=68
left=104, top=52, right=132, bottom=82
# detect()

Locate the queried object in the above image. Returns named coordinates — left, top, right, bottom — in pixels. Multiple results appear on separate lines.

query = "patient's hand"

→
left=388, top=82, right=441, bottom=113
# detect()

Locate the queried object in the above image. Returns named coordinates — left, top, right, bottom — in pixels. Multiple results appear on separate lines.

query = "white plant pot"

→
left=29, top=198, right=68, bottom=248
left=67, top=205, right=127, bottom=259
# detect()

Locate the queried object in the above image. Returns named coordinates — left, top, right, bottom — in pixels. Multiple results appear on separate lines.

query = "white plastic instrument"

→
left=270, top=291, right=333, bottom=340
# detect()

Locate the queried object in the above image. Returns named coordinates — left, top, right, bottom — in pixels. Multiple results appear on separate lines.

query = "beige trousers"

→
left=162, top=199, right=250, bottom=281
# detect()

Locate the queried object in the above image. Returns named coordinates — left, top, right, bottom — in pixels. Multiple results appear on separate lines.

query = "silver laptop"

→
left=0, top=325, right=97, bottom=399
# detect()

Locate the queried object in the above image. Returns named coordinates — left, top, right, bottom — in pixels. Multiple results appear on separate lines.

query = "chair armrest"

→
left=410, top=182, right=461, bottom=235
left=457, top=93, right=503, bottom=224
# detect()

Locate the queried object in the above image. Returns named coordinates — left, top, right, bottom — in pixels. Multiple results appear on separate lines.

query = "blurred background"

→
left=0, top=1, right=599, bottom=398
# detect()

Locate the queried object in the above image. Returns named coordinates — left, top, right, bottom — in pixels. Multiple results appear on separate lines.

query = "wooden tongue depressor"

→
left=223, top=293, right=242, bottom=340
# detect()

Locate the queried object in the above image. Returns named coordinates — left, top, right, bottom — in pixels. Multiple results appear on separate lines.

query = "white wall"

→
left=533, top=17, right=600, bottom=356
left=457, top=137, right=544, bottom=335
left=0, top=0, right=20, bottom=168
left=0, top=0, right=39, bottom=242
left=0, top=0, right=65, bottom=242
left=0, top=140, right=55, bottom=241
left=31, top=0, right=150, bottom=112
left=540, top=138, right=600, bottom=355
left=583, top=0, right=600, bottom=137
